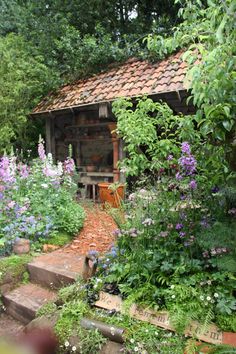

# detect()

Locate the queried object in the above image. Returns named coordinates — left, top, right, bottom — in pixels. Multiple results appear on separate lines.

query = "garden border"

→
left=95, top=291, right=236, bottom=347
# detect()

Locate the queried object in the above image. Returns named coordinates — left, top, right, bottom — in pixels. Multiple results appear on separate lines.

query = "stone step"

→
left=2, top=283, right=57, bottom=325
left=27, top=252, right=86, bottom=289
left=0, top=313, right=24, bottom=339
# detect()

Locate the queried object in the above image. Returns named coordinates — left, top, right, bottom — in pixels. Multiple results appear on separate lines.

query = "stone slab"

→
left=28, top=253, right=85, bottom=289
left=2, top=283, right=57, bottom=325
left=0, top=313, right=24, bottom=339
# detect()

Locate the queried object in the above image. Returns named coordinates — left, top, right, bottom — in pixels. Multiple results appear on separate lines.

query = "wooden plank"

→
left=95, top=292, right=226, bottom=346
left=95, top=291, right=123, bottom=312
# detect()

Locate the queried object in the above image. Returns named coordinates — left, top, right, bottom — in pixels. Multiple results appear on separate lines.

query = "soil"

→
left=57, top=205, right=117, bottom=255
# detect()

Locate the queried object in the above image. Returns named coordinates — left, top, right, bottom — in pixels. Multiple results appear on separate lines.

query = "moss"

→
left=0, top=254, right=32, bottom=284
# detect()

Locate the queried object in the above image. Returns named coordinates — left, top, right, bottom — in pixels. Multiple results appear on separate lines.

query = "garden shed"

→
left=32, top=51, right=194, bottom=194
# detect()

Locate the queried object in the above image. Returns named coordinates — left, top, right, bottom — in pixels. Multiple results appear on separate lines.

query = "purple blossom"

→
left=178, top=155, right=197, bottom=176
left=211, top=186, right=219, bottom=193
left=167, top=154, right=173, bottom=161
left=181, top=142, right=191, bottom=155
left=38, top=140, right=46, bottom=160
left=19, top=164, right=29, bottom=179
left=189, top=180, right=197, bottom=190
left=175, top=223, right=183, bottom=230
left=179, top=231, right=186, bottom=238
left=64, top=157, right=75, bottom=174
left=176, top=172, right=183, bottom=180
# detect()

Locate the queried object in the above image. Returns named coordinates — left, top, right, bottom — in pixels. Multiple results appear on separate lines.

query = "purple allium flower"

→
left=175, top=223, right=183, bottom=230
left=179, top=231, right=186, bottom=237
left=181, top=142, right=191, bottom=155
left=167, top=154, right=173, bottom=161
left=189, top=180, right=197, bottom=190
left=180, top=194, right=186, bottom=200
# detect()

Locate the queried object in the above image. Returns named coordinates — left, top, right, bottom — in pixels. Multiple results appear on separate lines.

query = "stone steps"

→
left=27, top=252, right=86, bottom=289
left=0, top=313, right=24, bottom=339
left=2, top=283, right=57, bottom=325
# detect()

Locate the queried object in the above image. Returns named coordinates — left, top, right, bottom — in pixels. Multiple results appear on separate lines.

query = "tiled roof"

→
left=33, top=51, right=188, bottom=114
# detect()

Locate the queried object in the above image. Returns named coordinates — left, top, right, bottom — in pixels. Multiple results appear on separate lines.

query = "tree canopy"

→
left=0, top=0, right=235, bottom=159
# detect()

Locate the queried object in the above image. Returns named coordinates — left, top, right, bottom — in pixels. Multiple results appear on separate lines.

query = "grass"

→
left=0, top=254, right=32, bottom=284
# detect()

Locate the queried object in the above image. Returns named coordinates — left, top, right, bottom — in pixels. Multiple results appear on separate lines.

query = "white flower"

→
left=200, top=295, right=204, bottom=301
left=130, top=338, right=135, bottom=343
left=145, top=329, right=149, bottom=333
left=134, top=347, right=139, bottom=352
left=64, top=341, right=70, bottom=347
left=41, top=183, right=48, bottom=189
left=155, top=331, right=159, bottom=336
left=72, top=346, right=76, bottom=352
left=170, top=285, right=175, bottom=289
left=214, top=293, right=219, bottom=298
left=206, top=296, right=211, bottom=301
left=171, top=294, right=176, bottom=299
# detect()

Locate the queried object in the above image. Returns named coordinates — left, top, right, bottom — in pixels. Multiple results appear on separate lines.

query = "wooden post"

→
left=108, top=123, right=120, bottom=182
left=45, top=116, right=52, bottom=154
left=45, top=115, right=55, bottom=158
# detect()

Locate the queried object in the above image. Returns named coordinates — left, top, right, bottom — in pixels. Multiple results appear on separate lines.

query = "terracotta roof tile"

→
left=33, top=51, right=188, bottom=114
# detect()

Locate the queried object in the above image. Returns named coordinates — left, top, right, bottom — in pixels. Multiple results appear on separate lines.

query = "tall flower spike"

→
left=38, top=136, right=46, bottom=161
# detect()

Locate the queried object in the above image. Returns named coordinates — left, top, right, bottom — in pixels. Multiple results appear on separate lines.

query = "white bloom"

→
left=155, top=331, right=159, bottom=336
left=171, top=294, right=176, bottom=299
left=134, top=347, right=139, bottom=352
left=64, top=341, right=70, bottom=347
left=200, top=295, right=204, bottom=301
left=72, top=346, right=76, bottom=352
left=214, top=293, right=219, bottom=298
left=170, top=285, right=175, bottom=289
left=57, top=161, right=63, bottom=176
left=145, top=329, right=149, bottom=333
left=130, top=338, right=135, bottom=343
left=206, top=296, right=211, bottom=301
left=41, top=183, right=48, bottom=189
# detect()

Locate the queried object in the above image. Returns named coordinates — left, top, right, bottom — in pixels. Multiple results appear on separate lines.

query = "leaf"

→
left=222, top=120, right=233, bottom=132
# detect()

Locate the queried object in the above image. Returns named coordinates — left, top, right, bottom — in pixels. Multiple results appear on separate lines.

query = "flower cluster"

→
left=177, top=142, right=197, bottom=181
left=0, top=140, right=79, bottom=254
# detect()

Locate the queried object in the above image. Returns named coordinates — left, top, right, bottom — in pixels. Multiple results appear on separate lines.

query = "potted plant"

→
left=98, top=182, right=125, bottom=208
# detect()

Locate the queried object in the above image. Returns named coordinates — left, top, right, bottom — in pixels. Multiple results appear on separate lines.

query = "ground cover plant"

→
left=0, top=139, right=85, bottom=255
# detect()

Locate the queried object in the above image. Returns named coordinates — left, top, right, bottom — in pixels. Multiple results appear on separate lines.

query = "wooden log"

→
left=80, top=318, right=125, bottom=343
